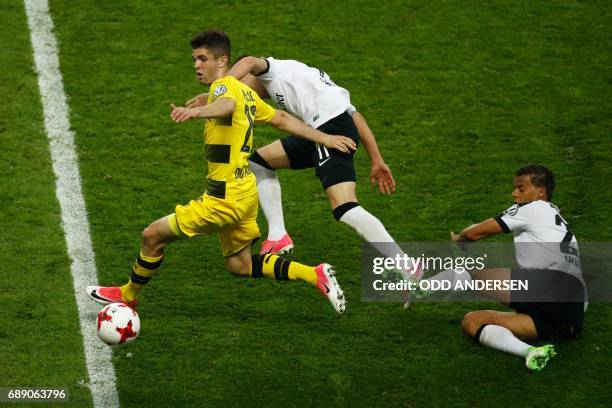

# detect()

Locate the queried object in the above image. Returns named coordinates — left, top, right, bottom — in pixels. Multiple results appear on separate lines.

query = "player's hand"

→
left=170, top=104, right=200, bottom=122
left=451, top=231, right=470, bottom=252
left=321, top=134, right=357, bottom=154
left=185, top=93, right=208, bottom=108
left=370, top=161, right=395, bottom=194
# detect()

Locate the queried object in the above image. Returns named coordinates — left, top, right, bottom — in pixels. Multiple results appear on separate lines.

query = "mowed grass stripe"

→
left=23, top=1, right=118, bottom=407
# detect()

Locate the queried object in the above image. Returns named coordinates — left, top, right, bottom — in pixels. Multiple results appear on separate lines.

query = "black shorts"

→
left=509, top=269, right=586, bottom=341
left=280, top=111, right=360, bottom=189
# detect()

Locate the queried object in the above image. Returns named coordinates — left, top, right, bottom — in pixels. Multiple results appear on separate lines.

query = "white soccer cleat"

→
left=314, top=263, right=346, bottom=314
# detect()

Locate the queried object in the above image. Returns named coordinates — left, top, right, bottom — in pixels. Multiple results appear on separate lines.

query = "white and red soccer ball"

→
left=97, top=303, right=140, bottom=345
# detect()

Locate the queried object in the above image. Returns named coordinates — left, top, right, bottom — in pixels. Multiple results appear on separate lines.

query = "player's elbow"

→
left=270, top=110, right=287, bottom=130
left=243, top=56, right=259, bottom=72
left=243, top=56, right=268, bottom=75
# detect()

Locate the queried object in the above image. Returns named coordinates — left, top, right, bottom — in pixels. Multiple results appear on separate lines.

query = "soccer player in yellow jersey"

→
left=86, top=30, right=357, bottom=313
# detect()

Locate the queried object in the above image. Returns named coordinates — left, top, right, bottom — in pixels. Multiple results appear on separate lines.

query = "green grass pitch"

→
left=1, top=0, right=610, bottom=407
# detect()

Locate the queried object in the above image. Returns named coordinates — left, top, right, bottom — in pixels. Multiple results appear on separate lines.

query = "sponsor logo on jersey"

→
left=504, top=204, right=519, bottom=216
left=213, top=85, right=227, bottom=99
left=275, top=93, right=286, bottom=109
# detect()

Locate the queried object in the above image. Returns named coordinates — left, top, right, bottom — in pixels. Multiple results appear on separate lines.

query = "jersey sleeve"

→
left=209, top=78, right=239, bottom=104
left=253, top=92, right=277, bottom=123
left=494, top=203, right=532, bottom=233
left=255, top=57, right=274, bottom=81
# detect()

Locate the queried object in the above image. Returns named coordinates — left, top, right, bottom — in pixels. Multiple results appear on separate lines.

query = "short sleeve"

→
left=494, top=203, right=531, bottom=233
left=254, top=94, right=276, bottom=123
left=255, top=57, right=274, bottom=81
left=209, top=78, right=238, bottom=104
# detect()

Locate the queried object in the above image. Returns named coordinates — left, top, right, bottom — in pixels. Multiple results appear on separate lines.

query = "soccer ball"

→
left=97, top=303, right=140, bottom=346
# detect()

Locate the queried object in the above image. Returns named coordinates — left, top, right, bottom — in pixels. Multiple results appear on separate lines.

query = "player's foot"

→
left=401, top=265, right=424, bottom=309
left=314, top=263, right=346, bottom=314
left=86, top=286, right=139, bottom=308
left=402, top=276, right=419, bottom=309
left=525, top=345, right=556, bottom=371
left=260, top=233, right=294, bottom=255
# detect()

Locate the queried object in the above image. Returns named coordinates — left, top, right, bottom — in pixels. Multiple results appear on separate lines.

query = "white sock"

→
left=339, top=206, right=418, bottom=273
left=250, top=161, right=286, bottom=240
left=478, top=324, right=531, bottom=357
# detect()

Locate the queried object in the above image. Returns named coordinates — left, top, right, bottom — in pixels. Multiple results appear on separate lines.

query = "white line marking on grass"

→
left=24, top=1, right=120, bottom=407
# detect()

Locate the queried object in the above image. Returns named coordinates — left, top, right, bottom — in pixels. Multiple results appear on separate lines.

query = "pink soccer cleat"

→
left=314, top=263, right=346, bottom=314
left=86, top=286, right=139, bottom=308
left=260, top=233, right=294, bottom=255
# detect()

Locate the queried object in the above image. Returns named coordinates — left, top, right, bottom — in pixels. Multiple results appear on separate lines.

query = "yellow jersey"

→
left=203, top=76, right=276, bottom=199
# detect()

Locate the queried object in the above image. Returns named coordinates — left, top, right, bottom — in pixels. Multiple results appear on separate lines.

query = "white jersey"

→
left=495, top=200, right=582, bottom=281
left=256, top=57, right=356, bottom=128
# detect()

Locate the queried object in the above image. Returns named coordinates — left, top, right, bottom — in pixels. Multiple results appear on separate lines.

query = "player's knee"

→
left=332, top=201, right=360, bottom=221
left=141, top=224, right=165, bottom=253
left=249, top=151, right=274, bottom=171
left=224, top=257, right=249, bottom=278
left=461, top=311, right=486, bottom=337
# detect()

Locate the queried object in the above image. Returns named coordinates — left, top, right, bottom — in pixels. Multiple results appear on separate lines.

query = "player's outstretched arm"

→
left=352, top=111, right=395, bottom=194
left=268, top=110, right=357, bottom=154
left=227, top=56, right=268, bottom=80
left=185, top=93, right=209, bottom=108
left=451, top=219, right=503, bottom=243
left=170, top=97, right=235, bottom=122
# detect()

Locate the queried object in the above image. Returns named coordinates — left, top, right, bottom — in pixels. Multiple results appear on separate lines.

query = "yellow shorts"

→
left=174, top=192, right=260, bottom=257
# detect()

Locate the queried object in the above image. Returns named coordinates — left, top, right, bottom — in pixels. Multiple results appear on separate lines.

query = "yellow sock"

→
left=250, top=254, right=317, bottom=285
left=121, top=251, right=164, bottom=302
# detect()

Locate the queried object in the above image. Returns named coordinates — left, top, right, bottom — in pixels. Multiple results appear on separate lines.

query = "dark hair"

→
left=190, top=30, right=231, bottom=59
left=516, top=164, right=556, bottom=201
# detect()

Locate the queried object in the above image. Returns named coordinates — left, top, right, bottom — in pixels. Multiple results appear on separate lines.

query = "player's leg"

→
left=220, top=195, right=345, bottom=313
left=313, top=113, right=419, bottom=277
left=121, top=214, right=183, bottom=302
left=327, top=181, right=408, bottom=256
left=224, top=245, right=317, bottom=285
left=319, top=162, right=422, bottom=308
left=249, top=140, right=297, bottom=254
left=327, top=181, right=407, bottom=256
left=461, top=310, right=538, bottom=340
left=460, top=310, right=556, bottom=371
left=221, top=192, right=314, bottom=283
left=244, top=252, right=346, bottom=314
left=87, top=214, right=183, bottom=306
left=251, top=140, right=292, bottom=170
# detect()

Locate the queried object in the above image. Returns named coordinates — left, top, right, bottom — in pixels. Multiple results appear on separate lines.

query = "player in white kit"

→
left=433, top=165, right=586, bottom=371
left=227, top=57, right=400, bottom=256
